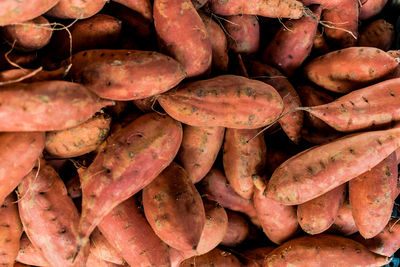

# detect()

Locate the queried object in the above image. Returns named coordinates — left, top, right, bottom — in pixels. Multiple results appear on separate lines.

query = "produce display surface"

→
left=0, top=0, right=399, bottom=266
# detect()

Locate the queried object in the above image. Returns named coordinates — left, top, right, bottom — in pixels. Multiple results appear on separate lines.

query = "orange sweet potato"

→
left=16, top=234, right=49, bottom=267
left=158, top=75, right=283, bottom=129
left=266, top=127, right=400, bottom=205
left=224, top=15, right=259, bottom=54
left=265, top=234, right=389, bottom=266
left=18, top=161, right=88, bottom=266
left=0, top=194, right=22, bottom=267
left=46, top=0, right=107, bottom=19
left=69, top=49, right=185, bottom=100
left=349, top=152, right=398, bottom=238
left=358, top=19, right=395, bottom=51
left=180, top=248, right=242, bottom=267
left=326, top=199, right=358, bottom=236
left=90, top=229, right=124, bottom=265
left=178, top=125, right=225, bottom=183
left=113, top=0, right=153, bottom=21
left=220, top=211, right=249, bottom=247
left=297, top=184, right=346, bottom=235
left=223, top=128, right=267, bottom=199
left=45, top=113, right=111, bottom=158
left=154, top=0, right=211, bottom=78
left=79, top=113, right=182, bottom=249
left=359, top=0, right=388, bottom=20
left=304, top=47, right=398, bottom=93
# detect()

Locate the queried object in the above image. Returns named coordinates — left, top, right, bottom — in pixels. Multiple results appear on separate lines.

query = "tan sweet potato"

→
left=158, top=75, right=284, bottom=129
left=358, top=19, right=395, bottom=51
left=154, top=0, right=212, bottom=78
left=265, top=234, right=389, bottom=266
left=90, top=229, right=124, bottom=265
left=46, top=0, right=107, bottom=19
left=69, top=49, right=185, bottom=100
left=359, top=0, right=388, bottom=20
left=220, top=211, right=249, bottom=247
left=297, top=184, right=346, bottom=235
left=113, top=0, right=153, bottom=21
left=178, top=125, right=225, bottom=184
left=223, top=128, right=267, bottom=199
left=224, top=15, right=259, bottom=54
left=327, top=199, right=358, bottom=236
left=45, top=113, right=111, bottom=158
left=180, top=248, right=242, bottom=267
left=16, top=234, right=48, bottom=267
left=79, top=113, right=182, bottom=249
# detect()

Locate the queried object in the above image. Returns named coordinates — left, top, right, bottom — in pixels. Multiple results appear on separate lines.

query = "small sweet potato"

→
left=224, top=15, right=259, bottom=54
left=46, top=0, right=107, bottom=19
left=113, top=0, right=153, bottom=21
left=180, top=248, right=242, bottom=267
left=359, top=0, right=388, bottom=20
left=358, top=19, right=395, bottom=51
left=220, top=211, right=249, bottom=247
left=90, top=229, right=124, bottom=265
left=178, top=125, right=225, bottom=183
left=327, top=200, right=358, bottom=236
left=45, top=113, right=111, bottom=158
left=16, top=234, right=48, bottom=267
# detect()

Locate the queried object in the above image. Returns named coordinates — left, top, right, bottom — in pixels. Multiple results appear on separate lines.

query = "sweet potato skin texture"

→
left=0, top=194, right=22, bottom=267
left=18, top=162, right=88, bottom=267
left=221, top=211, right=249, bottom=247
left=69, top=49, right=186, bottom=100
left=0, top=132, right=44, bottom=205
left=267, top=127, right=400, bottom=205
left=47, top=0, right=107, bottom=19
left=264, top=234, right=388, bottom=267
left=154, top=0, right=211, bottom=78
left=225, top=15, right=259, bottom=54
left=180, top=248, right=242, bottom=267
left=359, top=0, right=388, bottom=20
left=349, top=152, right=398, bottom=238
left=327, top=200, right=358, bottom=236
left=0, top=81, right=112, bottom=132
left=158, top=75, right=284, bottom=129
left=45, top=113, right=111, bottom=158
left=178, top=125, right=225, bottom=183
left=90, top=229, right=124, bottom=265
left=358, top=19, right=395, bottom=51
left=297, top=184, right=346, bottom=235
left=304, top=47, right=398, bottom=93
left=99, top=197, right=170, bottom=267
left=143, top=162, right=205, bottom=251
left=79, top=113, right=182, bottom=246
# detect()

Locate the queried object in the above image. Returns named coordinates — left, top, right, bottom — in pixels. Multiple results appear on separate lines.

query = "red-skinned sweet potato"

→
left=79, top=113, right=182, bottom=249
left=16, top=234, right=49, bottom=267
left=69, top=49, right=186, bottom=101
left=220, top=211, right=249, bottom=247
left=180, top=248, right=242, bottom=267
left=158, top=75, right=284, bottom=129
left=358, top=19, right=395, bottom=51
left=224, top=15, right=259, bottom=54
left=326, top=199, right=358, bottom=236
left=359, top=0, right=388, bottom=20
left=113, top=0, right=153, bottom=21
left=178, top=125, right=225, bottom=183
left=90, top=229, right=124, bottom=265
left=46, top=0, right=107, bottom=19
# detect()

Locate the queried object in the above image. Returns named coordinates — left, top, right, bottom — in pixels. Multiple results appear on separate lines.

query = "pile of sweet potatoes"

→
left=0, top=0, right=399, bottom=266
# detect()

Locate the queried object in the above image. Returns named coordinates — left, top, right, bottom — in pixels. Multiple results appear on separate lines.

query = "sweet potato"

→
left=0, top=132, right=44, bottom=205
left=0, top=67, right=68, bottom=85
left=158, top=75, right=284, bottom=129
left=327, top=199, right=358, bottom=236
left=358, top=19, right=395, bottom=51
left=220, top=211, right=249, bottom=247
left=224, top=15, right=259, bottom=54
left=312, top=29, right=330, bottom=56
left=240, top=247, right=275, bottom=267
left=352, top=218, right=400, bottom=257
left=223, top=128, right=267, bottom=199
left=0, top=81, right=112, bottom=132
left=45, top=113, right=111, bottom=158
left=18, top=160, right=88, bottom=266
left=359, top=0, right=388, bottom=20
left=180, top=248, right=242, bottom=267
left=0, top=49, right=37, bottom=71
left=245, top=60, right=303, bottom=143
left=0, top=0, right=59, bottom=26
left=143, top=162, right=205, bottom=251
left=300, top=0, right=342, bottom=9
left=349, top=152, right=398, bottom=238
left=16, top=234, right=48, bottom=267
left=297, top=184, right=346, bottom=235
left=265, top=234, right=388, bottom=266
left=86, top=252, right=122, bottom=267
left=262, top=6, right=321, bottom=76
left=113, top=0, right=153, bottom=21
left=322, top=0, right=359, bottom=48
left=266, top=127, right=400, bottom=205
left=209, top=0, right=304, bottom=18
left=387, top=50, right=400, bottom=79
left=154, top=0, right=212, bottom=78
left=78, top=113, right=182, bottom=248
left=69, top=49, right=185, bottom=100
left=0, top=194, right=22, bottom=267
left=90, top=229, right=124, bottom=265
left=46, top=0, right=107, bottom=19
left=1, top=16, right=52, bottom=52
left=304, top=47, right=398, bottom=93
left=253, top=176, right=299, bottom=244
left=178, top=125, right=225, bottom=183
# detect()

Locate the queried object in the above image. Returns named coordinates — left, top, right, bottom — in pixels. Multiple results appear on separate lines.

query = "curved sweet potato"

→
left=46, top=0, right=107, bottom=19
left=224, top=15, right=259, bottom=54
left=358, top=19, right=395, bottom=51
left=90, top=229, right=124, bottom=265
left=220, top=211, right=249, bottom=247
left=180, top=248, right=242, bottom=267
left=16, top=234, right=48, bottom=267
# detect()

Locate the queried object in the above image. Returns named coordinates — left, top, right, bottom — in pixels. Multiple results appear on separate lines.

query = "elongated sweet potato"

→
left=18, top=161, right=88, bottom=267
left=47, top=0, right=107, bottom=19
left=224, top=15, right=259, bottom=54
left=45, top=113, right=111, bottom=158
left=90, top=229, right=124, bottom=265
left=358, top=19, right=395, bottom=51
left=0, top=132, right=44, bottom=205
left=0, top=81, right=112, bottom=131
left=304, top=47, right=398, bottom=93
left=158, top=75, right=283, bottom=129
left=245, top=60, right=303, bottom=143
left=154, top=0, right=211, bottom=78
left=220, top=211, right=249, bottom=247
left=297, top=184, right=346, bottom=235
left=16, top=234, right=48, bottom=267
left=359, top=0, right=388, bottom=20
left=265, top=234, right=388, bottom=266
left=349, top=152, right=398, bottom=238
left=266, top=127, right=400, bottom=205
left=180, top=248, right=242, bottom=267
left=113, top=0, right=153, bottom=21
left=79, top=113, right=182, bottom=249
left=0, top=0, right=59, bottom=26
left=262, top=6, right=321, bottom=76
left=0, top=194, right=22, bottom=267
left=209, top=0, right=304, bottom=18
left=143, top=162, right=205, bottom=251
left=69, top=49, right=185, bottom=100
left=178, top=125, right=225, bottom=183
left=223, top=128, right=266, bottom=199
left=327, top=199, right=358, bottom=236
